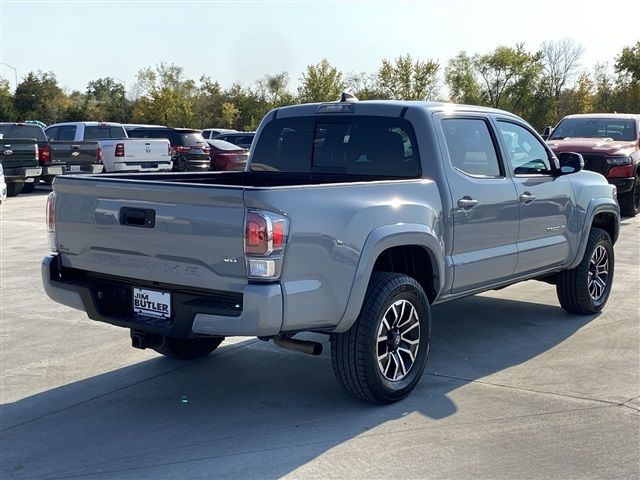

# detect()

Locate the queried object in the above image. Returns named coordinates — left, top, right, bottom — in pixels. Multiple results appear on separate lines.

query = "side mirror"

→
left=542, top=126, right=553, bottom=140
left=557, top=152, right=584, bottom=175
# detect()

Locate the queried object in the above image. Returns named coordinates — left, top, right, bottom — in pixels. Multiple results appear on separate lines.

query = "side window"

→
left=498, top=121, right=552, bottom=175
left=58, top=126, right=77, bottom=141
left=442, top=118, right=502, bottom=177
left=45, top=126, right=60, bottom=141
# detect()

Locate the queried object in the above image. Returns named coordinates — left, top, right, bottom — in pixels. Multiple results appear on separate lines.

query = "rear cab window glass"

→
left=251, top=116, right=420, bottom=177
left=0, top=125, right=47, bottom=141
left=498, top=121, right=552, bottom=175
left=442, top=118, right=502, bottom=177
left=84, top=126, right=112, bottom=140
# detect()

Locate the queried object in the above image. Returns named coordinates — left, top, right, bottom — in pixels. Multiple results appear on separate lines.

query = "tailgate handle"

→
left=71, top=145, right=80, bottom=150
left=119, top=207, right=155, bottom=228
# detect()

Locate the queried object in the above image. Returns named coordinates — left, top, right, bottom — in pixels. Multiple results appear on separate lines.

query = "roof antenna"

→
left=340, top=91, right=359, bottom=103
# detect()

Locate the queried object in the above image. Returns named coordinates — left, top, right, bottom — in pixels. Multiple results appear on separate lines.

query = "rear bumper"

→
left=111, top=161, right=173, bottom=173
left=174, top=155, right=211, bottom=171
left=43, top=164, right=104, bottom=176
left=3, top=167, right=42, bottom=181
left=42, top=255, right=283, bottom=337
left=608, top=177, right=635, bottom=194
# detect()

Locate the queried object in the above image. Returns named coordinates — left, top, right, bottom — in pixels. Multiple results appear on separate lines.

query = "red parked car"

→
left=207, top=139, right=249, bottom=171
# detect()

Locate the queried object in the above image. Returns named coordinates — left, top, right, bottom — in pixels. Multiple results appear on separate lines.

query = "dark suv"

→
left=127, top=127, right=210, bottom=171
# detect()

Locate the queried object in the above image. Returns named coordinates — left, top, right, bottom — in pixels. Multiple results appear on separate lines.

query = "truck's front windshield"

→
left=549, top=118, right=637, bottom=141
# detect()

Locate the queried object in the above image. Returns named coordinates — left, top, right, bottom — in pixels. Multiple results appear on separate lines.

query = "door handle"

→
left=457, top=196, right=479, bottom=209
left=519, top=192, right=536, bottom=204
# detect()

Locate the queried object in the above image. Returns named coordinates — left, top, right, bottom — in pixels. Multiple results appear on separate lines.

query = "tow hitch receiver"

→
left=130, top=330, right=163, bottom=350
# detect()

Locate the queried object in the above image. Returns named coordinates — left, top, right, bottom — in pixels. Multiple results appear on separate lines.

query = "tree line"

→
left=1, top=39, right=638, bottom=132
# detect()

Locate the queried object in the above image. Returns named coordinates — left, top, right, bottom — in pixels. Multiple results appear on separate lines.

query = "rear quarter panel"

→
left=245, top=180, right=444, bottom=332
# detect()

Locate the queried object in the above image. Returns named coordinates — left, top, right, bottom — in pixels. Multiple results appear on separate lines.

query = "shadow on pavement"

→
left=0, top=294, right=596, bottom=479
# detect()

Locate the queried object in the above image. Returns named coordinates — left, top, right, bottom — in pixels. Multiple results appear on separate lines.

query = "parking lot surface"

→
left=1, top=187, right=639, bottom=479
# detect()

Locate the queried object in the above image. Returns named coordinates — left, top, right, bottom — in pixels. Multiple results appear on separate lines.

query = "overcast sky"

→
left=1, top=0, right=639, bottom=94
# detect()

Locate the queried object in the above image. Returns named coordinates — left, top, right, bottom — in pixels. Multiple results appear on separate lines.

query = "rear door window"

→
left=442, top=118, right=502, bottom=177
left=251, top=116, right=420, bottom=176
left=58, top=125, right=77, bottom=141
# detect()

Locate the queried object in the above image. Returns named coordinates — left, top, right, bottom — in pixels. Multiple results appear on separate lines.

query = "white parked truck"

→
left=45, top=122, right=172, bottom=173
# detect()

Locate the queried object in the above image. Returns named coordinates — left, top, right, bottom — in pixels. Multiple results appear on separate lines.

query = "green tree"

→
left=14, top=71, right=67, bottom=124
left=132, top=63, right=196, bottom=126
left=0, top=79, right=15, bottom=120
left=256, top=71, right=294, bottom=107
left=298, top=59, right=345, bottom=103
left=220, top=101, right=239, bottom=128
left=346, top=72, right=385, bottom=100
left=615, top=41, right=640, bottom=82
left=474, top=44, right=543, bottom=112
left=445, top=51, right=483, bottom=104
left=377, top=54, right=439, bottom=100
left=86, top=77, right=129, bottom=122
left=592, top=63, right=615, bottom=112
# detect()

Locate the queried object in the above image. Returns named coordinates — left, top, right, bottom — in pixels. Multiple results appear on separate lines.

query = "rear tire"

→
left=556, top=228, right=614, bottom=315
left=153, top=336, right=224, bottom=359
left=331, top=272, right=431, bottom=404
left=618, top=172, right=639, bottom=217
left=6, top=183, right=23, bottom=197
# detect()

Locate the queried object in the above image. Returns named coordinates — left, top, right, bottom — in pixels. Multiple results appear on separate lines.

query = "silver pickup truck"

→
left=42, top=99, right=620, bottom=403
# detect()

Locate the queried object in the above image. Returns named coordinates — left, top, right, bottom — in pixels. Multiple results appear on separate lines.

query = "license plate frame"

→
left=132, top=287, right=171, bottom=319
left=68, top=165, right=82, bottom=172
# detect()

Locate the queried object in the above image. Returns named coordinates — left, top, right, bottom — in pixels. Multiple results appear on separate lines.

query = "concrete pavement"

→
left=1, top=186, right=638, bottom=479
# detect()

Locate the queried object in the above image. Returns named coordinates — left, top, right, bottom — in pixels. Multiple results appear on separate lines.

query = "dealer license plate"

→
left=133, top=288, right=171, bottom=319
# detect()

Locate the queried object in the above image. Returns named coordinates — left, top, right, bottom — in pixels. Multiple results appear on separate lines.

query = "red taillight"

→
left=272, top=221, right=285, bottom=248
left=39, top=145, right=51, bottom=164
left=244, top=209, right=289, bottom=280
left=245, top=210, right=288, bottom=256
left=115, top=143, right=125, bottom=157
left=175, top=146, right=191, bottom=153
left=246, top=212, right=268, bottom=255
left=608, top=164, right=634, bottom=178
left=97, top=145, right=102, bottom=162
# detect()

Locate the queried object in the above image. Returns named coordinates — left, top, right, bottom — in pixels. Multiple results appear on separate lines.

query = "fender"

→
left=568, top=198, right=619, bottom=270
left=333, top=223, right=445, bottom=333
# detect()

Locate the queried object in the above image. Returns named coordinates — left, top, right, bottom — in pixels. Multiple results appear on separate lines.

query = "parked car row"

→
left=0, top=120, right=255, bottom=197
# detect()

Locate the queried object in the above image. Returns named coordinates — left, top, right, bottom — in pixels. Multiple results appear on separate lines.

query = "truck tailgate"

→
left=103, top=139, right=170, bottom=161
left=1, top=139, right=38, bottom=169
left=50, top=141, right=100, bottom=166
left=53, top=177, right=247, bottom=293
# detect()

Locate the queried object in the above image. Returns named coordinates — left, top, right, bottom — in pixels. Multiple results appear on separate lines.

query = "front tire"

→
left=331, top=272, right=431, bottom=404
left=153, top=336, right=224, bottom=359
left=618, top=172, right=640, bottom=217
left=556, top=228, right=614, bottom=314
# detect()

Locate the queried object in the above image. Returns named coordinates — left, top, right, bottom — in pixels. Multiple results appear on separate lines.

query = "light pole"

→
left=1, top=63, right=18, bottom=89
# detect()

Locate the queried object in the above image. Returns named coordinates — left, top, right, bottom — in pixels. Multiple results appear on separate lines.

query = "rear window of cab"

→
left=251, top=116, right=421, bottom=177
